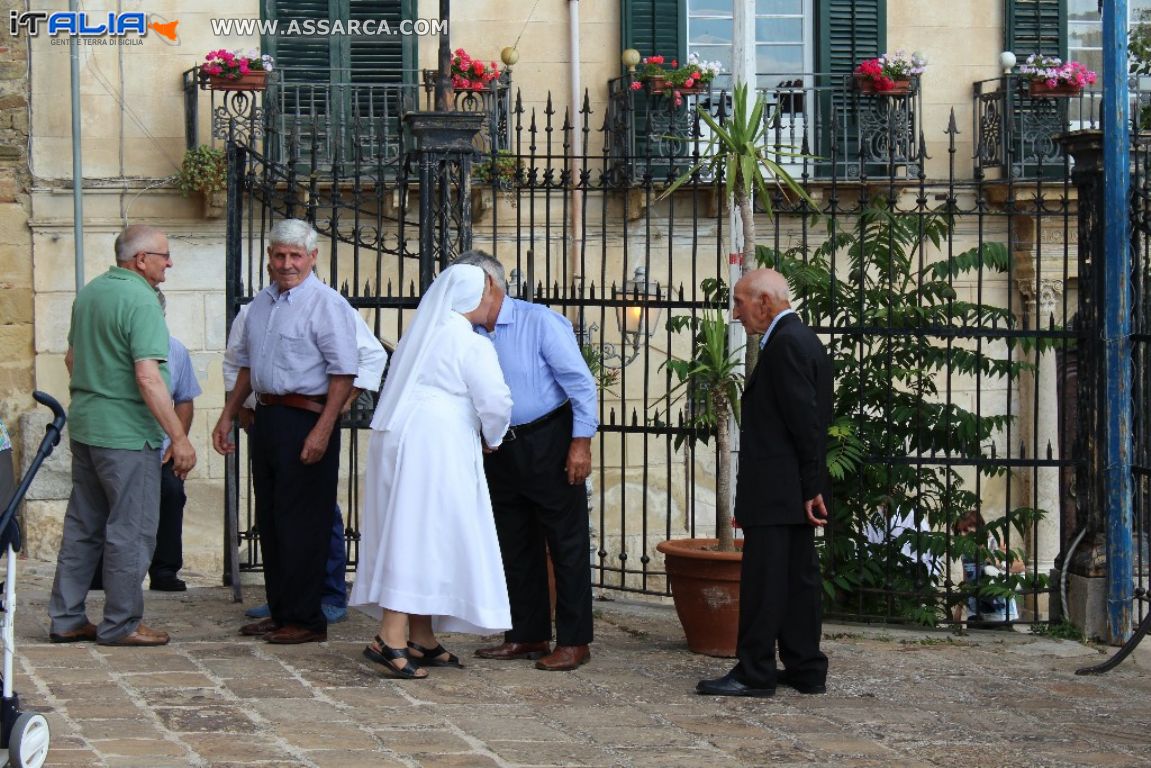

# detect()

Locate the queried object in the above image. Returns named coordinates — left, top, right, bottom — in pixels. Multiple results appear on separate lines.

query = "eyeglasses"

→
left=141, top=251, right=171, bottom=260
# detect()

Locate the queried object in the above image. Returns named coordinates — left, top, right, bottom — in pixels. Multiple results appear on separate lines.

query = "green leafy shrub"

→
left=760, top=199, right=1051, bottom=623
left=176, top=146, right=227, bottom=197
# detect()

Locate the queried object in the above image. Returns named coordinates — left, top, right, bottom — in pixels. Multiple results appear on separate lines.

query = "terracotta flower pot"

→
left=855, top=74, right=912, bottom=96
left=656, top=537, right=743, bottom=657
left=1028, top=80, right=1082, bottom=98
left=208, top=70, right=268, bottom=92
left=645, top=74, right=669, bottom=94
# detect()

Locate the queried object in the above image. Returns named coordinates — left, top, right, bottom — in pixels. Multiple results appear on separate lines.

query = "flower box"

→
left=1027, top=80, right=1082, bottom=98
left=855, top=74, right=912, bottom=96
left=853, top=50, right=925, bottom=97
left=207, top=70, right=268, bottom=92
left=1018, top=55, right=1096, bottom=99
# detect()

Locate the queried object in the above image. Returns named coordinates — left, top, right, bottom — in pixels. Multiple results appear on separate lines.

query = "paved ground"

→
left=6, top=558, right=1151, bottom=768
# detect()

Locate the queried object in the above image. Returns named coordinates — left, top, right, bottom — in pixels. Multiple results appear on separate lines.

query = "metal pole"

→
left=69, top=0, right=84, bottom=290
left=435, top=0, right=451, bottom=112
left=1102, top=0, right=1133, bottom=645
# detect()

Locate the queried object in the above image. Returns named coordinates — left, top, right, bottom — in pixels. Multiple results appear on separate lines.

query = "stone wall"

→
left=0, top=0, right=32, bottom=465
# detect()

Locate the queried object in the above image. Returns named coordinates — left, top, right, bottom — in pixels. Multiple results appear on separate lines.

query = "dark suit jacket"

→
left=734, top=312, right=833, bottom=527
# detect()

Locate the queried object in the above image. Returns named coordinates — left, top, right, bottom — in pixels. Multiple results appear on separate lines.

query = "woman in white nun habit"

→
left=350, top=263, right=513, bottom=679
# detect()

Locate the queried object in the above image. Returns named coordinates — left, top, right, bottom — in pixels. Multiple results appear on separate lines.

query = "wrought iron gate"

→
left=217, top=79, right=1119, bottom=629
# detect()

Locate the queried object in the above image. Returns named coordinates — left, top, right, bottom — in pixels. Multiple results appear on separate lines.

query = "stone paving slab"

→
left=4, top=559, right=1151, bottom=767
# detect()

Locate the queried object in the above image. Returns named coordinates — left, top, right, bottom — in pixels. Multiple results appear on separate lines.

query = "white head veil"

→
left=370, top=264, right=487, bottom=432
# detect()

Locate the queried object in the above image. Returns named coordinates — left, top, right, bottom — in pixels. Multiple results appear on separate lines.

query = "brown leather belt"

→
left=257, top=393, right=327, bottom=415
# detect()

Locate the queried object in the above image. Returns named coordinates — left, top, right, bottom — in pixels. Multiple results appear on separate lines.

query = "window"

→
left=686, top=0, right=811, bottom=87
left=624, top=0, right=882, bottom=79
left=1066, top=0, right=1151, bottom=75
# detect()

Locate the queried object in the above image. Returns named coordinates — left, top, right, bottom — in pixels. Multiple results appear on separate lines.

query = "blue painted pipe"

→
left=1102, top=0, right=1133, bottom=645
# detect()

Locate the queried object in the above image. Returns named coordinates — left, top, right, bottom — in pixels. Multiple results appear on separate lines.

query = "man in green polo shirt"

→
left=48, top=224, right=196, bottom=647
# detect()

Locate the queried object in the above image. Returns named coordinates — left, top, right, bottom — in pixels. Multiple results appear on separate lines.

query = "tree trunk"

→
left=736, top=189, right=761, bottom=374
left=714, top=388, right=735, bottom=552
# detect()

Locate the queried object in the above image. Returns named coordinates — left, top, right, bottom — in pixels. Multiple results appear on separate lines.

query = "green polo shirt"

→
left=67, top=266, right=170, bottom=449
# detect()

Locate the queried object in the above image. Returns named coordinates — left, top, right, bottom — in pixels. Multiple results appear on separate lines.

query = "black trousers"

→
left=251, top=404, right=340, bottom=633
left=484, top=413, right=593, bottom=646
left=149, top=460, right=184, bottom=582
left=734, top=524, right=828, bottom=689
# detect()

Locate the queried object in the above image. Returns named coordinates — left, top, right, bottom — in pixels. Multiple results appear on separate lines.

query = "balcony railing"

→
left=974, top=74, right=1106, bottom=179
left=605, top=73, right=925, bottom=184
left=182, top=67, right=511, bottom=180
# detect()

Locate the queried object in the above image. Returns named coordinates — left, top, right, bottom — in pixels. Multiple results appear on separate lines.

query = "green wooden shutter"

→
left=263, top=0, right=413, bottom=85
left=817, top=0, right=884, bottom=78
left=1006, top=0, right=1066, bottom=58
left=620, top=0, right=688, bottom=177
left=621, top=0, right=684, bottom=64
left=348, top=0, right=412, bottom=86
left=263, top=0, right=333, bottom=86
left=816, top=0, right=885, bottom=175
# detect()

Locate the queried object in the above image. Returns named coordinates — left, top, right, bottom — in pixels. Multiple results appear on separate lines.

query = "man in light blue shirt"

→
left=455, top=251, right=599, bottom=672
left=149, top=332, right=201, bottom=591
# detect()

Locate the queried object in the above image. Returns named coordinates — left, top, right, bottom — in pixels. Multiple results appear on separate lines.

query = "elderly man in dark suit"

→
left=697, top=268, right=833, bottom=698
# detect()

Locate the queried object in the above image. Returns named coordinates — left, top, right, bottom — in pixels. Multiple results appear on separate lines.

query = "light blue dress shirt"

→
left=476, top=297, right=598, bottom=438
left=233, top=273, right=358, bottom=396
left=161, top=336, right=201, bottom=455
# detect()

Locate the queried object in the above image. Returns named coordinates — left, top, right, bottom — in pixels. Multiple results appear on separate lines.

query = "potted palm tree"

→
left=656, top=280, right=744, bottom=656
left=654, top=84, right=812, bottom=656
left=660, top=82, right=810, bottom=371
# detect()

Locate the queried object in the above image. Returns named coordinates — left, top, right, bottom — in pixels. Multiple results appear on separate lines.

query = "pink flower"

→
left=629, top=81, right=642, bottom=91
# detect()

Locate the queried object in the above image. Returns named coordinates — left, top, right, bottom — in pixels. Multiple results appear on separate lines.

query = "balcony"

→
left=973, top=74, right=1105, bottom=179
left=605, top=73, right=926, bottom=184
left=182, top=67, right=511, bottom=180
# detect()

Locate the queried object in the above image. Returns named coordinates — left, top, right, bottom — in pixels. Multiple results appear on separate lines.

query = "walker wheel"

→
left=8, top=712, right=49, bottom=768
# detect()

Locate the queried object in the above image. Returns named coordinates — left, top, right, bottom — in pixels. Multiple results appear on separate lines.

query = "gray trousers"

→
left=48, top=440, right=160, bottom=642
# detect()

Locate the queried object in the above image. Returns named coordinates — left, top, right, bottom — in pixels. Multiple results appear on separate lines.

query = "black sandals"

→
left=407, top=640, right=464, bottom=668
left=363, top=636, right=427, bottom=679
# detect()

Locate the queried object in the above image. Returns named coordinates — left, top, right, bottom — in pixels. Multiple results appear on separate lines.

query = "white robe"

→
left=350, top=313, right=513, bottom=634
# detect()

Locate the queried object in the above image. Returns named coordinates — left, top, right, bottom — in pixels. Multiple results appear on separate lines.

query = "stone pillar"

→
left=1014, top=272, right=1064, bottom=591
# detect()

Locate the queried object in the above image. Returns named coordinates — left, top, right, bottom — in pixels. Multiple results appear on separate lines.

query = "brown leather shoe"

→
left=239, top=617, right=278, bottom=637
left=535, top=645, right=590, bottom=671
left=49, top=621, right=98, bottom=644
left=264, top=625, right=327, bottom=644
left=99, top=623, right=170, bottom=647
left=474, top=641, right=551, bottom=660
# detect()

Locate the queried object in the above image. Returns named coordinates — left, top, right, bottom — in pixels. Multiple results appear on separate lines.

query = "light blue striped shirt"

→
left=476, top=298, right=598, bottom=438
left=233, top=273, right=358, bottom=396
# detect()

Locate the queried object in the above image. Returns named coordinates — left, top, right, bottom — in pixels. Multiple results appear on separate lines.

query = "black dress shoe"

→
left=696, top=672, right=775, bottom=698
left=777, top=669, right=827, bottom=695
left=149, top=578, right=187, bottom=592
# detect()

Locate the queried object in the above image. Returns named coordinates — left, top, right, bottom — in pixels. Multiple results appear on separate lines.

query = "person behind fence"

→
left=224, top=293, right=387, bottom=625
left=212, top=218, right=357, bottom=645
left=453, top=251, right=599, bottom=673
left=952, top=509, right=1023, bottom=624
left=48, top=224, right=196, bottom=647
left=697, top=268, right=832, bottom=698
left=350, top=263, right=512, bottom=680
left=148, top=292, right=202, bottom=593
